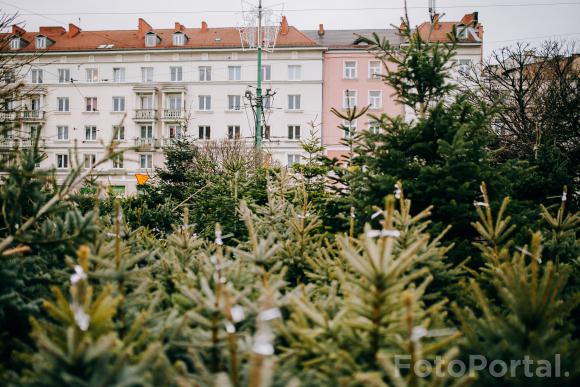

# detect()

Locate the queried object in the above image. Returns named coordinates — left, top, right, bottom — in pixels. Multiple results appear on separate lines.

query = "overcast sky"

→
left=3, top=0, right=579, bottom=57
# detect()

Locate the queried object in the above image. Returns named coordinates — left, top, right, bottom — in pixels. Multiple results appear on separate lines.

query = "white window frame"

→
left=198, top=95, right=211, bottom=111
left=113, top=125, right=125, bottom=140
left=287, top=154, right=301, bottom=167
left=172, top=32, right=185, bottom=46
left=83, top=153, right=96, bottom=169
left=112, top=154, right=124, bottom=169
left=85, top=68, right=98, bottom=83
left=58, top=69, right=70, bottom=83
left=145, top=33, right=157, bottom=47
left=199, top=66, right=211, bottom=81
left=35, top=36, right=47, bottom=49
left=261, top=65, right=271, bottom=81
left=369, top=60, right=382, bottom=79
left=288, top=65, right=302, bottom=81
left=57, top=97, right=70, bottom=112
left=228, top=66, right=241, bottom=81
left=113, top=67, right=125, bottom=82
left=168, top=124, right=183, bottom=139
left=112, top=96, right=125, bottom=112
left=85, top=126, right=97, bottom=141
left=343, top=90, right=357, bottom=108
left=9, top=38, right=20, bottom=50
left=458, top=59, right=472, bottom=76
left=57, top=125, right=69, bottom=140
left=288, top=125, right=301, bottom=140
left=167, top=95, right=182, bottom=110
left=368, top=121, right=381, bottom=134
left=141, top=67, right=154, bottom=83
left=85, top=97, right=98, bottom=112
left=198, top=125, right=211, bottom=140
left=368, top=90, right=382, bottom=109
left=140, top=125, right=153, bottom=139
left=288, top=95, right=301, bottom=110
left=140, top=95, right=153, bottom=110
left=227, top=125, right=241, bottom=139
left=344, top=61, right=357, bottom=79
left=56, top=154, right=69, bottom=169
left=139, top=154, right=153, bottom=169
left=170, top=66, right=183, bottom=82
left=343, top=120, right=357, bottom=139
left=227, top=95, right=241, bottom=111
left=31, top=69, right=43, bottom=84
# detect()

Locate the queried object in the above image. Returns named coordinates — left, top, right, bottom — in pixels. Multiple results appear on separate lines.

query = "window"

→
left=112, top=97, right=125, bottom=112
left=263, top=95, right=272, bottom=110
left=227, top=95, right=241, bottom=111
left=228, top=125, right=240, bottom=139
left=85, top=126, right=97, bottom=141
left=57, top=125, right=69, bottom=140
left=228, top=66, right=241, bottom=81
left=287, top=154, right=301, bottom=167
left=198, top=95, right=211, bottom=111
left=140, top=125, right=153, bottom=139
left=113, top=125, right=125, bottom=140
left=288, top=125, right=300, bottom=140
left=56, top=154, right=69, bottom=169
left=85, top=97, right=98, bottom=112
left=199, top=66, right=211, bottom=81
left=369, top=60, right=382, bottom=78
left=57, top=97, right=70, bottom=112
left=196, top=125, right=210, bottom=140
left=3, top=70, right=15, bottom=83
left=170, top=66, right=183, bottom=82
left=35, top=36, right=47, bottom=49
left=263, top=125, right=270, bottom=140
left=173, top=32, right=185, bottom=46
left=169, top=125, right=182, bottom=138
left=343, top=120, right=357, bottom=139
left=139, top=154, right=153, bottom=169
left=29, top=125, right=40, bottom=139
left=31, top=69, right=43, bottom=83
left=141, top=67, right=154, bottom=83
left=83, top=154, right=96, bottom=169
left=111, top=186, right=126, bottom=196
left=86, top=68, right=98, bottom=82
left=344, top=61, right=357, bottom=79
left=368, top=91, right=382, bottom=109
left=58, top=69, right=70, bottom=83
left=167, top=95, right=182, bottom=110
left=31, top=97, right=40, bottom=111
left=369, top=121, right=380, bottom=134
left=140, top=95, right=153, bottom=109
left=288, top=95, right=301, bottom=110
left=261, top=65, right=271, bottom=81
left=145, top=33, right=157, bottom=47
left=9, top=38, right=19, bottom=50
left=113, top=67, right=125, bottom=82
left=288, top=65, right=301, bottom=80
left=458, top=59, right=471, bottom=76
left=112, top=154, right=124, bottom=169
left=343, top=90, right=357, bottom=108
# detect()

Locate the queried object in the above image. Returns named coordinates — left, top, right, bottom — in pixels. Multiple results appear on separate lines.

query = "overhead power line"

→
left=5, top=2, right=580, bottom=16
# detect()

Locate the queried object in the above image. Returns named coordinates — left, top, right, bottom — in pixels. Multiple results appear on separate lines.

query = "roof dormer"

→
left=35, top=35, right=51, bottom=49
left=144, top=31, right=159, bottom=47
left=9, top=36, right=22, bottom=50
left=172, top=31, right=187, bottom=46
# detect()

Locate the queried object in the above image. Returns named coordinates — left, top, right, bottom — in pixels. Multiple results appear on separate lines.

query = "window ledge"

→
left=343, top=77, right=358, bottom=80
left=111, top=111, right=126, bottom=114
left=196, top=110, right=213, bottom=113
left=285, top=109, right=303, bottom=113
left=225, top=110, right=243, bottom=113
left=83, top=111, right=100, bottom=114
left=54, top=111, right=71, bottom=114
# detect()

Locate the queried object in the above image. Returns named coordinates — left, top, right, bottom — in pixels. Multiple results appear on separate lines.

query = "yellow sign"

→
left=135, top=174, right=150, bottom=185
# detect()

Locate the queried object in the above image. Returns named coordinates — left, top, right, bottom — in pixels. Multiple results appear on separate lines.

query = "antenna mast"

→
left=428, top=0, right=437, bottom=21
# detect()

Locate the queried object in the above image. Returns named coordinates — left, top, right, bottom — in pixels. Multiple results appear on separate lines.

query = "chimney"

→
left=318, top=24, right=325, bottom=36
left=175, top=22, right=186, bottom=31
left=68, top=23, right=81, bottom=38
left=138, top=18, right=153, bottom=38
left=280, top=16, right=289, bottom=36
left=39, top=26, right=66, bottom=35
left=11, top=25, right=26, bottom=35
left=201, top=21, right=208, bottom=32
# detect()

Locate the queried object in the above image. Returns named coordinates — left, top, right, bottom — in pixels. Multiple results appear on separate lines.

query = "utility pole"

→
left=255, top=0, right=263, bottom=148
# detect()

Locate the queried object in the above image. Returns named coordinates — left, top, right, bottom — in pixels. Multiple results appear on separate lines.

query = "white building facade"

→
left=1, top=19, right=323, bottom=194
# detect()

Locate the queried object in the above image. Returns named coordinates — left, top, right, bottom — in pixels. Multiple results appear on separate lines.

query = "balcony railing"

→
left=0, top=138, right=45, bottom=148
left=21, top=110, right=45, bottom=120
left=0, top=111, right=17, bottom=121
left=134, top=138, right=157, bottom=148
left=161, top=137, right=186, bottom=147
left=162, top=109, right=184, bottom=120
left=134, top=109, right=157, bottom=120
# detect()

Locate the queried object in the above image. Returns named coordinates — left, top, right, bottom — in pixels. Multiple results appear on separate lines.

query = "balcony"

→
left=0, top=111, right=17, bottom=121
left=134, top=138, right=158, bottom=149
left=161, top=137, right=186, bottom=147
left=161, top=109, right=185, bottom=121
left=133, top=109, right=157, bottom=121
left=0, top=138, right=45, bottom=148
left=21, top=110, right=45, bottom=121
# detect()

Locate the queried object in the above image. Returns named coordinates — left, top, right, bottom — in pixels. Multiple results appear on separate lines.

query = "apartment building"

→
left=0, top=17, right=324, bottom=194
left=304, top=12, right=483, bottom=159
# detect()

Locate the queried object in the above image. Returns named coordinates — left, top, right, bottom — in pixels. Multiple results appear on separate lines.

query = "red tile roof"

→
left=2, top=19, right=318, bottom=52
left=416, top=13, right=483, bottom=43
